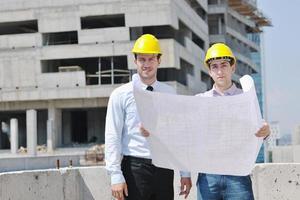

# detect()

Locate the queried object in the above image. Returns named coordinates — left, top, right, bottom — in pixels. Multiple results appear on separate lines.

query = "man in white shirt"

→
left=105, top=34, right=192, bottom=200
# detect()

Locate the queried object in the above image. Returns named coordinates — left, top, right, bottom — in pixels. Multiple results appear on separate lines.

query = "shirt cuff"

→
left=111, top=172, right=126, bottom=185
left=180, top=171, right=191, bottom=177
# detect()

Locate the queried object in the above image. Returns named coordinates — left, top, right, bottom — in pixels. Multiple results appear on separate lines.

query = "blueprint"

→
left=133, top=74, right=263, bottom=175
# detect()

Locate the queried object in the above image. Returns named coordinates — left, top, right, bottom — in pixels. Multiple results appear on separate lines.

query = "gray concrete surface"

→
left=1, top=164, right=300, bottom=200
left=26, top=109, right=37, bottom=155
left=10, top=118, right=18, bottom=154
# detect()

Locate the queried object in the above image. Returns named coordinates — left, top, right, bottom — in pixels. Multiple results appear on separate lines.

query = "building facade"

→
left=0, top=0, right=209, bottom=167
left=0, top=0, right=270, bottom=169
left=271, top=124, right=300, bottom=163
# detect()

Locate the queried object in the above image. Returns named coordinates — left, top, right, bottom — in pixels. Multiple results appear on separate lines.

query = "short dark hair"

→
left=207, top=56, right=235, bottom=68
left=134, top=53, right=162, bottom=60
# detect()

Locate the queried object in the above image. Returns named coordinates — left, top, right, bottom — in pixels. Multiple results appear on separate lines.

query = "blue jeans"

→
left=197, top=173, right=254, bottom=200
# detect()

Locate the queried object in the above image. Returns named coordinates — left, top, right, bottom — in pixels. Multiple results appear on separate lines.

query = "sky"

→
left=258, top=0, right=300, bottom=135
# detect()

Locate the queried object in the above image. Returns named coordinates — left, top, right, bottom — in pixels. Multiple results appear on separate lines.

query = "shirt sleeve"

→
left=105, top=91, right=126, bottom=185
left=180, top=171, right=191, bottom=177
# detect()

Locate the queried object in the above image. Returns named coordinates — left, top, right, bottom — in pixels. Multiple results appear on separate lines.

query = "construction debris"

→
left=81, top=144, right=105, bottom=166
left=17, top=144, right=47, bottom=154
left=18, top=146, right=27, bottom=154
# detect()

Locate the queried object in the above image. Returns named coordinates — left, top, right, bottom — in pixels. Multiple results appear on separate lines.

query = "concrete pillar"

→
left=47, top=105, right=62, bottom=152
left=47, top=119, right=54, bottom=152
left=26, top=109, right=37, bottom=156
left=218, top=16, right=223, bottom=34
left=10, top=118, right=18, bottom=154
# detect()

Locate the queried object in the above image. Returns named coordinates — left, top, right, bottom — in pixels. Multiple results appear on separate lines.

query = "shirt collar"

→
left=132, top=73, right=158, bottom=90
left=212, top=83, right=238, bottom=96
left=140, top=80, right=158, bottom=91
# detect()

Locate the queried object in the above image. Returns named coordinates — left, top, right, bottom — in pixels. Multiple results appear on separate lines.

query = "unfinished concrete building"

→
left=206, top=0, right=271, bottom=88
left=0, top=0, right=271, bottom=171
left=0, top=0, right=209, bottom=171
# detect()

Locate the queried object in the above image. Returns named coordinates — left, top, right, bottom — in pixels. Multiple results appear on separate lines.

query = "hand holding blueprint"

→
left=133, top=75, right=263, bottom=175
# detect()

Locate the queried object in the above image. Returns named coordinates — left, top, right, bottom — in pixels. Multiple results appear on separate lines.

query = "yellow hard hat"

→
left=132, top=34, right=162, bottom=54
left=204, top=43, right=236, bottom=67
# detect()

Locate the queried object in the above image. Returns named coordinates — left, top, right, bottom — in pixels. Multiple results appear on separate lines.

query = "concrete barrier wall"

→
left=0, top=155, right=81, bottom=173
left=0, top=166, right=111, bottom=200
left=1, top=164, right=300, bottom=200
left=252, top=163, right=300, bottom=200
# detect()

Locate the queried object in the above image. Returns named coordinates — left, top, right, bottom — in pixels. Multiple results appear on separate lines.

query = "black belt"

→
left=123, top=155, right=152, bottom=164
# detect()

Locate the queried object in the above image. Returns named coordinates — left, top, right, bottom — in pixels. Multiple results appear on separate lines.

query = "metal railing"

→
left=86, top=68, right=131, bottom=85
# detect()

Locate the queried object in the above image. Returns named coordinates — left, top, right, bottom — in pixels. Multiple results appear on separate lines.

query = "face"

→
left=134, top=54, right=160, bottom=83
left=208, top=59, right=235, bottom=89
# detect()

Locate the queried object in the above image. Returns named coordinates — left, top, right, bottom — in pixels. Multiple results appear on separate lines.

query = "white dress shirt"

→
left=105, top=75, right=176, bottom=185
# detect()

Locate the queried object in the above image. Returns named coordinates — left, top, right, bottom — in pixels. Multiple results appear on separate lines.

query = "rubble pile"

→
left=83, top=144, right=105, bottom=165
